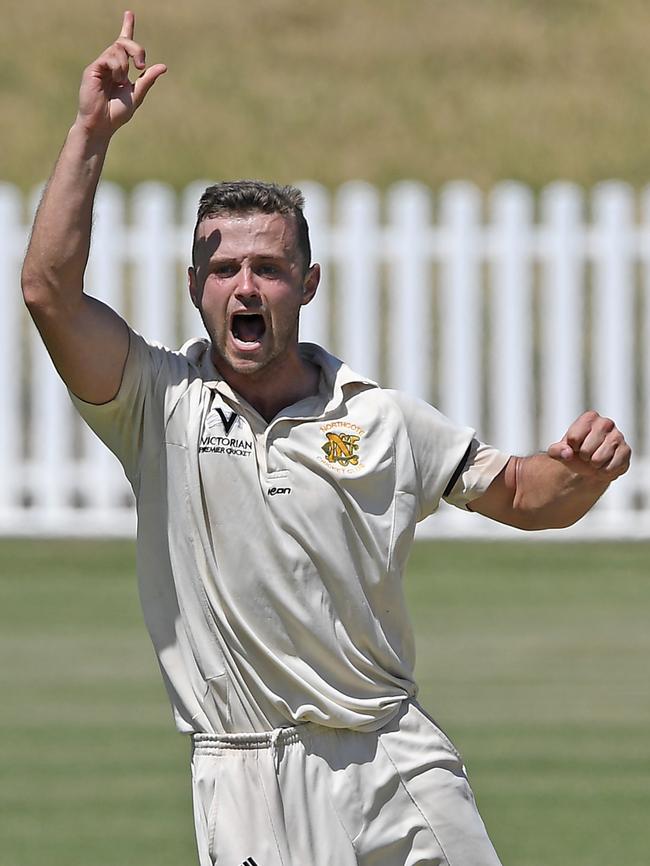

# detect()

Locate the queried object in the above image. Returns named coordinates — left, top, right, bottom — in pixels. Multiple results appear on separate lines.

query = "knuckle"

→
left=591, top=455, right=608, bottom=469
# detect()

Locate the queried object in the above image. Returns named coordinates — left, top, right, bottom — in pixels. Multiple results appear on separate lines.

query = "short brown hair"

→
left=192, top=180, right=312, bottom=272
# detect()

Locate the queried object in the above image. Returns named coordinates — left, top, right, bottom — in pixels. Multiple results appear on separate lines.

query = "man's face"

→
left=188, top=211, right=319, bottom=380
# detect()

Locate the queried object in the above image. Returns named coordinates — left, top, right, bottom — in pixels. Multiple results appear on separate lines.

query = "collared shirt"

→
left=71, top=331, right=508, bottom=734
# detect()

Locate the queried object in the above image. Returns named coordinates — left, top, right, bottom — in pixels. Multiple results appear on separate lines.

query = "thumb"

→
left=547, top=440, right=575, bottom=462
left=133, top=63, right=167, bottom=108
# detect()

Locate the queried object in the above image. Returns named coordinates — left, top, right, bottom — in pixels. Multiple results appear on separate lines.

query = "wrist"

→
left=68, top=117, right=114, bottom=156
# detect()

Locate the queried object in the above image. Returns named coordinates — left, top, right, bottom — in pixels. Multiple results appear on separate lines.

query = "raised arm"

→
left=469, top=411, right=631, bottom=530
left=21, top=11, right=166, bottom=404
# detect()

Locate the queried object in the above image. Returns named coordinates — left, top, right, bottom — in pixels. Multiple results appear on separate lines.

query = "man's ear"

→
left=188, top=266, right=200, bottom=309
left=301, top=263, right=320, bottom=306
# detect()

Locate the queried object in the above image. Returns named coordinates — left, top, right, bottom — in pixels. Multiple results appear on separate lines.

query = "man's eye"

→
left=258, top=264, right=280, bottom=277
left=213, top=264, right=237, bottom=277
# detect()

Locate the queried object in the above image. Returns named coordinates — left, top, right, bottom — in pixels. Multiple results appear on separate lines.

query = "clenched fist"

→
left=547, top=410, right=631, bottom=481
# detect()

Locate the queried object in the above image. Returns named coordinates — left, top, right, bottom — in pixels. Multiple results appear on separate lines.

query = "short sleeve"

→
left=68, top=329, right=188, bottom=483
left=443, top=438, right=510, bottom=510
left=388, top=391, right=475, bottom=519
left=388, top=390, right=509, bottom=519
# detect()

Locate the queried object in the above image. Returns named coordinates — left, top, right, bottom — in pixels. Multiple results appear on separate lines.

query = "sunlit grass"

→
left=4, top=1, right=650, bottom=191
left=1, top=540, right=648, bottom=865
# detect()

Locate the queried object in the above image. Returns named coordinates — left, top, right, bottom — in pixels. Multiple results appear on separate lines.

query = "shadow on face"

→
left=192, top=227, right=223, bottom=286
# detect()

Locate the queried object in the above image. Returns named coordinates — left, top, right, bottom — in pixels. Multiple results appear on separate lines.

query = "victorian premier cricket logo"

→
left=200, top=404, right=253, bottom=457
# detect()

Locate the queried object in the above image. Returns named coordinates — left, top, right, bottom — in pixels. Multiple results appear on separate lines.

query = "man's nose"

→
left=234, top=266, right=260, bottom=300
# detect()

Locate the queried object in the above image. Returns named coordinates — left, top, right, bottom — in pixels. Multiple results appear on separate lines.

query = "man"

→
left=22, top=12, right=631, bottom=866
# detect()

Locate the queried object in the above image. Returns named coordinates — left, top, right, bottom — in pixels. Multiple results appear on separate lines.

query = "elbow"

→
left=21, top=260, right=64, bottom=315
left=21, top=286, right=44, bottom=313
left=21, top=262, right=47, bottom=310
left=22, top=255, right=83, bottom=315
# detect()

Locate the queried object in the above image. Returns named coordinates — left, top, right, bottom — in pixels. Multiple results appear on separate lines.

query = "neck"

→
left=213, top=347, right=321, bottom=422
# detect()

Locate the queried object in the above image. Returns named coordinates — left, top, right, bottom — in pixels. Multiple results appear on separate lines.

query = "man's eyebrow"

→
left=204, top=252, right=292, bottom=266
left=206, top=255, right=239, bottom=264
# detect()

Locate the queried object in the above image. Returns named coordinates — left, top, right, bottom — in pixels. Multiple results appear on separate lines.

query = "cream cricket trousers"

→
left=190, top=701, right=503, bottom=866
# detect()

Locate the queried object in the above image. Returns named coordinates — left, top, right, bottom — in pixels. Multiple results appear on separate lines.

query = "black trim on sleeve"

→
left=443, top=442, right=473, bottom=499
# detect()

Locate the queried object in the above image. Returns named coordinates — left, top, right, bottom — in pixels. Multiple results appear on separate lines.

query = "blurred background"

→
left=1, top=2, right=649, bottom=865
left=5, top=0, right=650, bottom=190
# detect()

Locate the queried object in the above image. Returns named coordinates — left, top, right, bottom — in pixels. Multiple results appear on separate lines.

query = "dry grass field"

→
left=4, top=0, right=650, bottom=190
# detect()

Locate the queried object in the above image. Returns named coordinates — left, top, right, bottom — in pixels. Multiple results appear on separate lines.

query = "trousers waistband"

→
left=192, top=724, right=308, bottom=755
left=191, top=701, right=412, bottom=757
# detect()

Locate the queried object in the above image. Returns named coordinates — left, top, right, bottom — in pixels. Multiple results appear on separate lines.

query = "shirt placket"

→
left=261, top=422, right=290, bottom=482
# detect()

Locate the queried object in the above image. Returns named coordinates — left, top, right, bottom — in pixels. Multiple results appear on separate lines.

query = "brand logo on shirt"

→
left=241, top=858, right=259, bottom=866
left=267, top=486, right=291, bottom=496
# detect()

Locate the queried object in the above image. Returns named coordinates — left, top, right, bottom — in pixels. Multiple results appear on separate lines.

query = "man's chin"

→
left=213, top=347, right=272, bottom=379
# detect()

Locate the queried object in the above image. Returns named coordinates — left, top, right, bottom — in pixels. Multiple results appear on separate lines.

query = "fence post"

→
left=641, top=186, right=650, bottom=485
left=131, top=182, right=177, bottom=346
left=384, top=182, right=432, bottom=398
left=335, top=182, right=381, bottom=380
left=25, top=185, right=73, bottom=518
left=488, top=182, right=535, bottom=454
left=180, top=181, right=210, bottom=343
left=0, top=184, right=24, bottom=513
left=539, top=182, right=585, bottom=446
left=438, top=181, right=483, bottom=428
left=591, top=182, right=636, bottom=516
left=298, top=181, right=331, bottom=350
left=76, top=183, right=131, bottom=511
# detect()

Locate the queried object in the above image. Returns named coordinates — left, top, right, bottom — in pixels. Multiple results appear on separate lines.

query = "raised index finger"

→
left=119, top=10, right=135, bottom=41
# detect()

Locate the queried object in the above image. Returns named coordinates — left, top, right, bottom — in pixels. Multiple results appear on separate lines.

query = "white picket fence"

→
left=0, top=180, right=648, bottom=539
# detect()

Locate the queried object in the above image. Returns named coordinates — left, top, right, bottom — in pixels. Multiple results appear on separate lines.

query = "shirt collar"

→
left=183, top=338, right=378, bottom=418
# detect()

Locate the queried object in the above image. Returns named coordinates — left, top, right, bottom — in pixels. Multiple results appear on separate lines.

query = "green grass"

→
left=0, top=541, right=195, bottom=866
left=1, top=540, right=648, bottom=865
left=408, top=542, right=650, bottom=865
left=5, top=1, right=650, bottom=190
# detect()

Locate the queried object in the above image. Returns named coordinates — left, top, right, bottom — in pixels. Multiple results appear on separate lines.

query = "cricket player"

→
left=22, top=12, right=631, bottom=866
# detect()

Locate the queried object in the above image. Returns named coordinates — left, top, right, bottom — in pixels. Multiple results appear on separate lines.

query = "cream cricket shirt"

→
left=71, top=332, right=508, bottom=735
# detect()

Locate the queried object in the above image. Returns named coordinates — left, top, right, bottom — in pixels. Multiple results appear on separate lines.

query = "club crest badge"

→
left=321, top=431, right=360, bottom=466
left=318, top=421, right=366, bottom=473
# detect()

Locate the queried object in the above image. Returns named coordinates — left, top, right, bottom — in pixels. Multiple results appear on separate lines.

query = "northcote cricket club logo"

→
left=322, top=431, right=360, bottom=466
left=319, top=419, right=366, bottom=470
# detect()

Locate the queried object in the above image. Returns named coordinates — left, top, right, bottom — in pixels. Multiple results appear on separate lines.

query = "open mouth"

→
left=231, top=313, right=266, bottom=345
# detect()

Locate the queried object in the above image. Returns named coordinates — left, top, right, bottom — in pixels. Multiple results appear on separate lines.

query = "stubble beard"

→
left=201, top=310, right=301, bottom=384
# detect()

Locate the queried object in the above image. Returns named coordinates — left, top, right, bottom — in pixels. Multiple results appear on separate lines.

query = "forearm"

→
left=506, top=453, right=609, bottom=529
left=22, top=123, right=111, bottom=311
